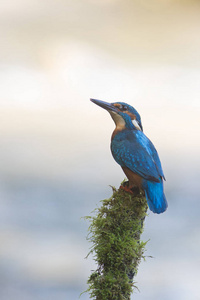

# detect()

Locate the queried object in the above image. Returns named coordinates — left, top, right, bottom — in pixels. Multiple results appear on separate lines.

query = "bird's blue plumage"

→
left=90, top=98, right=168, bottom=214
left=111, top=130, right=161, bottom=182
left=111, top=128, right=167, bottom=213
left=142, top=180, right=167, bottom=213
left=133, top=130, right=165, bottom=179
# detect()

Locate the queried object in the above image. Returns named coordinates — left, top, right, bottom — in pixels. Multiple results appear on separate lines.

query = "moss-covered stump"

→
left=86, top=185, right=148, bottom=300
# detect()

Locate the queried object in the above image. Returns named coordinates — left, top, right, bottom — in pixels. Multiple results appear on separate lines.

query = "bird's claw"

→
left=120, top=184, right=134, bottom=194
left=120, top=181, right=141, bottom=196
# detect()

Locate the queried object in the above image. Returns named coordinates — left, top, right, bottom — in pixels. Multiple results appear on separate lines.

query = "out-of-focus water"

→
left=1, top=0, right=200, bottom=299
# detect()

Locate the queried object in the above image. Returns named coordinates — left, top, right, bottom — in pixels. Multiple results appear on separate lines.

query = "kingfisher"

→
left=90, top=98, right=168, bottom=214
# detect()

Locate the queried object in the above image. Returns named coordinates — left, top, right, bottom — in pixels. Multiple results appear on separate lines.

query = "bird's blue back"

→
left=111, top=127, right=167, bottom=213
left=111, top=129, right=164, bottom=182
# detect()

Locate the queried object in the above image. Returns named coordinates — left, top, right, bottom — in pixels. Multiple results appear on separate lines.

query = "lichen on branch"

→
left=85, top=184, right=148, bottom=300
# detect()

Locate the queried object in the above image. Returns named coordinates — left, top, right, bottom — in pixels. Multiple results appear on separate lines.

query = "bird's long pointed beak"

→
left=90, top=98, right=118, bottom=113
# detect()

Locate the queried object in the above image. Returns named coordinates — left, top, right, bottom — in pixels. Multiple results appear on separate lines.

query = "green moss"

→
left=85, top=185, right=148, bottom=300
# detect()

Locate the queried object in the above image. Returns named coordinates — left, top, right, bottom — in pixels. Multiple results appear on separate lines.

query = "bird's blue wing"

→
left=111, top=130, right=162, bottom=182
left=136, top=131, right=165, bottom=179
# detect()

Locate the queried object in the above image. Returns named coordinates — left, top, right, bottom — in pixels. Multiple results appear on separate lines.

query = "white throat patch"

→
left=132, top=119, right=142, bottom=131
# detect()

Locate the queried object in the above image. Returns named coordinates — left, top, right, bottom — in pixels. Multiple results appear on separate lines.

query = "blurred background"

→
left=0, top=0, right=200, bottom=299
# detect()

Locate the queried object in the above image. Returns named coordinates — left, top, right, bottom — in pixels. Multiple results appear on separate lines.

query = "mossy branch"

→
left=85, top=183, right=148, bottom=300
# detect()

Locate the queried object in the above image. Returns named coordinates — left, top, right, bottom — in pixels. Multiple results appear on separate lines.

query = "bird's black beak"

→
left=90, top=98, right=118, bottom=113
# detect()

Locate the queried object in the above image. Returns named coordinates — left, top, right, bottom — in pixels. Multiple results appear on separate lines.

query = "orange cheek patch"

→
left=126, top=112, right=136, bottom=120
left=113, top=103, right=121, bottom=109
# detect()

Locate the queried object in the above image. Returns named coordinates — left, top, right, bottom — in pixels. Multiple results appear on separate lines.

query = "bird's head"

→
left=90, top=98, right=143, bottom=131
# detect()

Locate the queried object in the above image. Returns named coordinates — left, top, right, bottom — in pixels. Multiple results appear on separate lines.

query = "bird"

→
left=90, top=98, right=168, bottom=214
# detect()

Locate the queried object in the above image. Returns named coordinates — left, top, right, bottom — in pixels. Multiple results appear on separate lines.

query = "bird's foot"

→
left=120, top=184, right=134, bottom=194
left=120, top=181, right=141, bottom=196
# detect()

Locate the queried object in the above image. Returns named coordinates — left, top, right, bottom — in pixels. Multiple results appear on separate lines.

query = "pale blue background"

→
left=0, top=1, right=200, bottom=299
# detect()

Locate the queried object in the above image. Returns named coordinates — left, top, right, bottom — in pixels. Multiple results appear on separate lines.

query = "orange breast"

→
left=111, top=128, right=121, bottom=140
left=121, top=166, right=142, bottom=188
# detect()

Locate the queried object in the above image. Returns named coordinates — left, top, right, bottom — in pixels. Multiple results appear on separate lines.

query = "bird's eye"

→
left=122, top=105, right=127, bottom=111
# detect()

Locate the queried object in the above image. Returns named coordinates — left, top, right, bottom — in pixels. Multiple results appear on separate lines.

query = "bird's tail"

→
left=142, top=179, right=168, bottom=214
